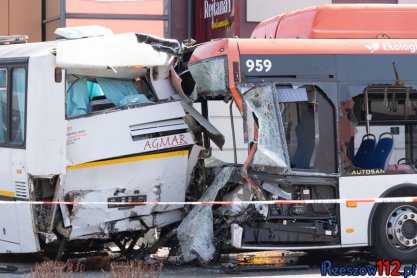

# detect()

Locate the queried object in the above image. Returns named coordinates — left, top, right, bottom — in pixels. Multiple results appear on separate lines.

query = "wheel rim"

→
left=386, top=205, right=417, bottom=251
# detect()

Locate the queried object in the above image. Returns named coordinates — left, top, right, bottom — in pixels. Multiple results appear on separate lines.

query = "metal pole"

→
left=60, top=0, right=66, bottom=27
left=167, top=0, right=172, bottom=38
left=201, top=100, right=210, bottom=149
left=230, top=100, right=237, bottom=164
left=41, top=0, right=46, bottom=41
left=187, top=0, right=193, bottom=39
left=365, top=90, right=370, bottom=134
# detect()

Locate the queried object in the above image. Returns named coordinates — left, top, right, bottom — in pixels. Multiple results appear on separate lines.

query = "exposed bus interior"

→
left=349, top=84, right=417, bottom=174
left=66, top=74, right=156, bottom=118
left=175, top=37, right=417, bottom=262
left=279, top=85, right=337, bottom=174
left=220, top=80, right=417, bottom=252
left=226, top=83, right=340, bottom=250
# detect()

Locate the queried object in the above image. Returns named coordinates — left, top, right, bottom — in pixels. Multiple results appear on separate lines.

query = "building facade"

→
left=194, top=0, right=417, bottom=42
left=1, top=0, right=417, bottom=42
left=1, top=0, right=190, bottom=42
left=0, top=0, right=42, bottom=42
left=42, top=0, right=190, bottom=41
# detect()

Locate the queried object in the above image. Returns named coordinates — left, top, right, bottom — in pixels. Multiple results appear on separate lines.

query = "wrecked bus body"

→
left=3, top=15, right=417, bottom=265
left=180, top=37, right=417, bottom=264
left=0, top=30, right=223, bottom=256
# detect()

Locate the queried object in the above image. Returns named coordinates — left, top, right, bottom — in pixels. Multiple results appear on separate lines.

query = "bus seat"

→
left=293, top=108, right=318, bottom=169
left=90, top=97, right=115, bottom=112
left=366, top=132, right=394, bottom=170
left=352, top=134, right=376, bottom=169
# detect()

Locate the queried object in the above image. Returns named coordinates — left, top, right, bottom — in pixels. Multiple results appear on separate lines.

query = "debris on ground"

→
left=66, top=255, right=112, bottom=271
left=220, top=250, right=306, bottom=267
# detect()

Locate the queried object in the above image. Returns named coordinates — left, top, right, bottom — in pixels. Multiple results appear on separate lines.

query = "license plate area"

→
left=107, top=195, right=147, bottom=208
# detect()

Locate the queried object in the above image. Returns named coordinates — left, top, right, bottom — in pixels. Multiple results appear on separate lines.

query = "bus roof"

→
left=190, top=38, right=417, bottom=63
left=251, top=4, right=417, bottom=39
left=0, top=32, right=179, bottom=80
left=0, top=41, right=56, bottom=59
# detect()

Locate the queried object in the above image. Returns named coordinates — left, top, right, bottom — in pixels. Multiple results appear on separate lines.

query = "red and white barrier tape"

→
left=1, top=196, right=417, bottom=206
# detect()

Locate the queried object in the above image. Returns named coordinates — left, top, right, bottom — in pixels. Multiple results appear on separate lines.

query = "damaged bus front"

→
left=0, top=29, right=222, bottom=257
left=180, top=37, right=417, bottom=264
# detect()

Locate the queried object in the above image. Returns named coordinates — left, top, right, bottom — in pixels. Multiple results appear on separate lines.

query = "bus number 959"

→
left=246, top=59, right=272, bottom=73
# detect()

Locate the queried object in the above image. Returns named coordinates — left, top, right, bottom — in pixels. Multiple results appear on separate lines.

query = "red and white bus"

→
left=251, top=4, right=417, bottom=39
left=186, top=34, right=417, bottom=262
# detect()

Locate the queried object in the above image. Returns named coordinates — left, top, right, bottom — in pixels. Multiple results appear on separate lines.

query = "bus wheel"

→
left=373, top=203, right=417, bottom=263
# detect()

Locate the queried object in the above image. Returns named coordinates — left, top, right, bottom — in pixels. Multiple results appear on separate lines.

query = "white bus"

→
left=0, top=28, right=223, bottom=258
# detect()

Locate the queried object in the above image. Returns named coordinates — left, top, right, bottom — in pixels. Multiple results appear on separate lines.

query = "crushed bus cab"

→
left=0, top=28, right=223, bottom=257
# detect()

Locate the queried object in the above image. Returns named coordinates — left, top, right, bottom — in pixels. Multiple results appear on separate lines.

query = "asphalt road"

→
left=2, top=249, right=414, bottom=277
left=0, top=263, right=324, bottom=278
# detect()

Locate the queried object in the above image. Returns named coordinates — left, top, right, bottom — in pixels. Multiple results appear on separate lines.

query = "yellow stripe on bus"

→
left=0, top=190, right=15, bottom=198
left=67, top=150, right=189, bottom=170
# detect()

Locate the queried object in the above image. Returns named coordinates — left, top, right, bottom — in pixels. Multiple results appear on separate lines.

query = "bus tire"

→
left=372, top=203, right=417, bottom=263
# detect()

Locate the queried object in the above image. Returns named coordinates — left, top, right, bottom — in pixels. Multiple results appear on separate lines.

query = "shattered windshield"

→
left=240, top=83, right=290, bottom=172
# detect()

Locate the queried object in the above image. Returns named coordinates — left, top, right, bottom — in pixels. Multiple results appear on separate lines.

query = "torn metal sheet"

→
left=241, top=83, right=290, bottom=172
left=56, top=33, right=174, bottom=78
left=136, top=33, right=183, bottom=56
left=170, top=68, right=187, bottom=98
left=151, top=65, right=178, bottom=100
left=181, top=100, right=225, bottom=149
left=186, top=145, right=206, bottom=187
left=218, top=184, right=252, bottom=215
left=177, top=167, right=235, bottom=263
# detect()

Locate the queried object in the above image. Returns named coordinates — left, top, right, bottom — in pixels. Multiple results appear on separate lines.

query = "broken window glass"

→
left=189, top=57, right=228, bottom=98
left=241, top=83, right=290, bottom=172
